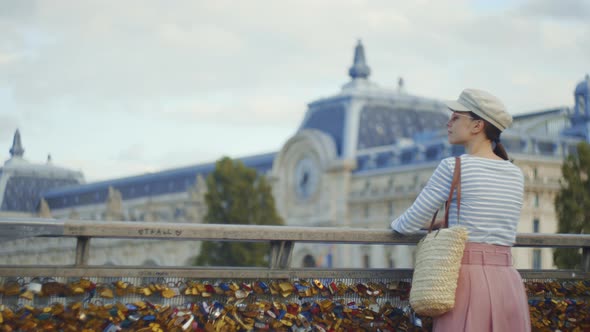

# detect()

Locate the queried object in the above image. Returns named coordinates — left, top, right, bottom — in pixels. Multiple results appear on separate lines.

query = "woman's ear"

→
left=470, top=120, right=485, bottom=135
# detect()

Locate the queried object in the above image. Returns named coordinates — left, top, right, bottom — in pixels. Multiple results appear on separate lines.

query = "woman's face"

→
left=447, top=112, right=478, bottom=144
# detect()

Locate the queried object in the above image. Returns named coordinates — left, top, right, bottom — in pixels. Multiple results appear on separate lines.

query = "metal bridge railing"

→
left=0, top=218, right=588, bottom=279
left=0, top=218, right=589, bottom=331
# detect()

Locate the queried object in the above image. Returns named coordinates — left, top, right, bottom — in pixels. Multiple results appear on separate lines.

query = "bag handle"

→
left=427, top=157, right=461, bottom=232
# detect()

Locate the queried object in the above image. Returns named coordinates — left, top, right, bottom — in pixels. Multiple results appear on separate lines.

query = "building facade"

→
left=0, top=129, right=84, bottom=217
left=1, top=42, right=589, bottom=270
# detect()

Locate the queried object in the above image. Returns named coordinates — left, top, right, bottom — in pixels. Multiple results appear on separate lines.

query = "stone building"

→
left=1, top=42, right=588, bottom=270
left=0, top=129, right=84, bottom=217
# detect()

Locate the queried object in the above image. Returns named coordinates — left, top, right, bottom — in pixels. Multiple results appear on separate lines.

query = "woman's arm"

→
left=391, top=158, right=453, bottom=234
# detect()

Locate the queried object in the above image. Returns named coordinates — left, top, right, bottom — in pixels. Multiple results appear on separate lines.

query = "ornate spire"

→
left=9, top=129, right=24, bottom=158
left=348, top=40, right=371, bottom=80
left=398, top=77, right=405, bottom=93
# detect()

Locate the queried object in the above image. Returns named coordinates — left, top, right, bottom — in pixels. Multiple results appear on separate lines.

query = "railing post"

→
left=582, top=247, right=590, bottom=272
left=269, top=240, right=294, bottom=269
left=75, top=236, right=91, bottom=266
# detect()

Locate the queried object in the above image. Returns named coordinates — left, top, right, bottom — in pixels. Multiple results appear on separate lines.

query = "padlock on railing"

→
left=40, top=278, right=66, bottom=296
left=2, top=278, right=24, bottom=296
left=97, top=284, right=114, bottom=299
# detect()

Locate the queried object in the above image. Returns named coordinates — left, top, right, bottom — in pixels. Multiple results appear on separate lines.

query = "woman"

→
left=391, top=88, right=531, bottom=331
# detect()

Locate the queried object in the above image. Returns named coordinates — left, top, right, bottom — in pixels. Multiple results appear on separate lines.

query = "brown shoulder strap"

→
left=428, top=157, right=461, bottom=232
left=444, top=157, right=461, bottom=228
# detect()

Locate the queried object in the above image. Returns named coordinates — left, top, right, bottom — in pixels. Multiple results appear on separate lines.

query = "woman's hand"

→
left=421, top=219, right=445, bottom=231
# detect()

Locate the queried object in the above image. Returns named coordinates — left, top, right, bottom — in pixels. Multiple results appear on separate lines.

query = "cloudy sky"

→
left=0, top=0, right=588, bottom=182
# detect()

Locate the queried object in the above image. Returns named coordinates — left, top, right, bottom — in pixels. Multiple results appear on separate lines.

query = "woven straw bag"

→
left=410, top=157, right=468, bottom=316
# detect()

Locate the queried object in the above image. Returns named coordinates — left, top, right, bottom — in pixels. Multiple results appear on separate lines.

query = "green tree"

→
left=194, top=157, right=284, bottom=266
left=554, top=141, right=590, bottom=269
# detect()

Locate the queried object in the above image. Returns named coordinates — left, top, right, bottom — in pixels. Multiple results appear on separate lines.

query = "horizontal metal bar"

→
left=1, top=218, right=590, bottom=248
left=0, top=266, right=412, bottom=279
left=61, top=221, right=425, bottom=244
left=0, top=266, right=586, bottom=280
left=518, top=269, right=590, bottom=280
left=0, top=218, right=64, bottom=242
left=62, top=221, right=590, bottom=248
left=514, top=233, right=590, bottom=248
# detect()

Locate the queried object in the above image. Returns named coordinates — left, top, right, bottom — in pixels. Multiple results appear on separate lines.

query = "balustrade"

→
left=0, top=218, right=588, bottom=331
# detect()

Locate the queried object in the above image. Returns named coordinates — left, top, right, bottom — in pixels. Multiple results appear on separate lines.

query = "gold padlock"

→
left=99, top=287, right=114, bottom=299
left=196, top=283, right=206, bottom=293
left=115, top=280, right=128, bottom=289
left=70, top=302, right=82, bottom=311
left=269, top=282, right=280, bottom=295
left=114, top=287, right=127, bottom=297
left=52, top=304, right=66, bottom=316
left=115, top=302, right=126, bottom=312
left=3, top=281, right=22, bottom=296
left=79, top=279, right=92, bottom=289
left=2, top=308, right=14, bottom=320
left=279, top=282, right=293, bottom=292
left=204, top=321, right=215, bottom=332
left=72, top=286, right=85, bottom=295
left=20, top=290, right=34, bottom=300
left=161, top=288, right=176, bottom=299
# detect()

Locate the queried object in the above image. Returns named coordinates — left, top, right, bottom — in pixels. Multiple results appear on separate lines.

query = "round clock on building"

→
left=294, top=156, right=320, bottom=200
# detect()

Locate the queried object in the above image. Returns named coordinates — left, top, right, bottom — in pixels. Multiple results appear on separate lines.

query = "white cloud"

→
left=0, top=52, right=23, bottom=65
left=0, top=115, right=19, bottom=142
left=63, top=158, right=158, bottom=182
left=517, top=0, right=590, bottom=21
left=0, top=0, right=587, bottom=180
left=161, top=94, right=304, bottom=127
left=116, top=144, right=146, bottom=162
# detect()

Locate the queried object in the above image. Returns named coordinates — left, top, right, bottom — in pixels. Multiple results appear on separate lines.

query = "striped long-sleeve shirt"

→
left=391, top=155, right=524, bottom=246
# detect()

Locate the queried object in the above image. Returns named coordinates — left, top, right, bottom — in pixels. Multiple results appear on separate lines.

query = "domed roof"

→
left=575, top=74, right=590, bottom=95
left=0, top=130, right=84, bottom=213
left=299, top=41, right=448, bottom=157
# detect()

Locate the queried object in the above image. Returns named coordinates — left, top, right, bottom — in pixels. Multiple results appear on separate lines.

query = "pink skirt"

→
left=433, top=242, right=531, bottom=332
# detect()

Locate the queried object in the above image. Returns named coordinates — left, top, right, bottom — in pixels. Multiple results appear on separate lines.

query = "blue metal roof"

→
left=300, top=103, right=346, bottom=156
left=43, top=152, right=276, bottom=210
left=357, top=104, right=447, bottom=150
left=1, top=176, right=80, bottom=213
left=512, top=108, right=565, bottom=121
left=353, top=140, right=464, bottom=175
